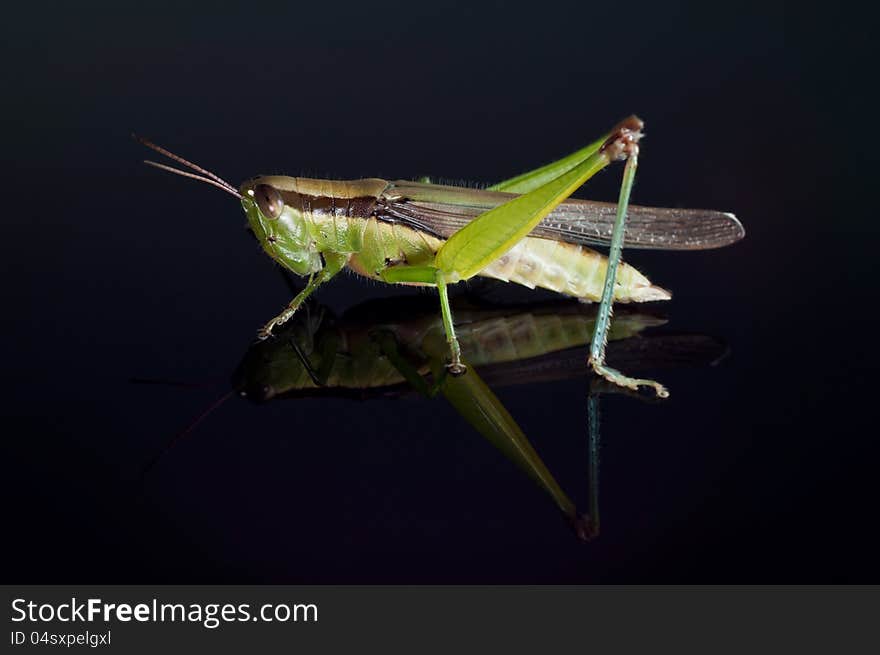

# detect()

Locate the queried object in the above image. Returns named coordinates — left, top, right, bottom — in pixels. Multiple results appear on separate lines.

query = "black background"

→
left=2, top=1, right=877, bottom=582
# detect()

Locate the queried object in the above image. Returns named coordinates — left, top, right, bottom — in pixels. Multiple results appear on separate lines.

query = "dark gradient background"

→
left=2, top=1, right=877, bottom=582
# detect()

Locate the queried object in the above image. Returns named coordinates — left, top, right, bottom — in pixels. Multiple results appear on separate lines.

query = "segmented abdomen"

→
left=477, top=237, right=670, bottom=303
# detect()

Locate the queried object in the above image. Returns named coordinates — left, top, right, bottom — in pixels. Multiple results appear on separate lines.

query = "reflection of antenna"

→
left=139, top=390, right=234, bottom=479
left=129, top=376, right=219, bottom=389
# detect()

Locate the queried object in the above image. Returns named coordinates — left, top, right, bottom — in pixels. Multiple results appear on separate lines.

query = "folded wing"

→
left=381, top=181, right=744, bottom=251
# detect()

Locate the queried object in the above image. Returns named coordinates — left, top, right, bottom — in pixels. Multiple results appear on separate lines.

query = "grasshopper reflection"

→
left=223, top=295, right=726, bottom=541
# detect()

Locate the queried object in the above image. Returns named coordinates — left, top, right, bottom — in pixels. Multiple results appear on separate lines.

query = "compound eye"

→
left=254, top=184, right=284, bottom=219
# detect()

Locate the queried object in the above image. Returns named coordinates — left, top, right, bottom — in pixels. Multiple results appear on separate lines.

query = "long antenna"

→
left=134, top=134, right=242, bottom=199
left=142, top=160, right=242, bottom=198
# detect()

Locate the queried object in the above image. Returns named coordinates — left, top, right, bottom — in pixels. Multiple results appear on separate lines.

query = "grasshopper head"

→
left=135, top=136, right=321, bottom=278
left=240, top=176, right=323, bottom=278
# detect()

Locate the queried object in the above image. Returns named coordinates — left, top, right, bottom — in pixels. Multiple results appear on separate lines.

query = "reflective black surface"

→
left=3, top=0, right=878, bottom=582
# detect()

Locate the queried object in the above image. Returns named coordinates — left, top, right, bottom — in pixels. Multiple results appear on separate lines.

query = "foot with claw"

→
left=257, top=317, right=286, bottom=341
left=258, top=308, right=298, bottom=341
left=590, top=360, right=669, bottom=399
left=446, top=362, right=468, bottom=377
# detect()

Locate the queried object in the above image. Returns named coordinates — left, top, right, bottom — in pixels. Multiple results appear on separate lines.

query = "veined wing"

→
left=380, top=180, right=744, bottom=251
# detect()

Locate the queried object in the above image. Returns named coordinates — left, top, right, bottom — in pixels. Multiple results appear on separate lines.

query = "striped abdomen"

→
left=477, top=236, right=670, bottom=303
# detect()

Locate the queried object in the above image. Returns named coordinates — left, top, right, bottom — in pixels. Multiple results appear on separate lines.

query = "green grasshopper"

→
left=138, top=116, right=743, bottom=397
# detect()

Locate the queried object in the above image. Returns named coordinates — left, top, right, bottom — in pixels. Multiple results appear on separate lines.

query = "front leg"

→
left=257, top=253, right=347, bottom=340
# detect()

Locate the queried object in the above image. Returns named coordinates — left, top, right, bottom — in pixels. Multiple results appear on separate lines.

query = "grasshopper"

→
left=138, top=116, right=743, bottom=397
